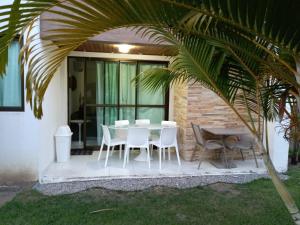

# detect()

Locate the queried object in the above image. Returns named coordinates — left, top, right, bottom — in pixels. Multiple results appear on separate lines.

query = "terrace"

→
left=39, top=26, right=268, bottom=184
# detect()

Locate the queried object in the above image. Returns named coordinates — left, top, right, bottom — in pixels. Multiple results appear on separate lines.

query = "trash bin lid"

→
left=55, top=125, right=73, bottom=136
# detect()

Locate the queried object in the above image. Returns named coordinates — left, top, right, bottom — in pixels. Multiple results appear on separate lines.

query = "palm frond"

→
left=1, top=0, right=300, bottom=117
left=0, top=0, right=60, bottom=76
left=17, top=0, right=190, bottom=118
left=165, top=0, right=300, bottom=55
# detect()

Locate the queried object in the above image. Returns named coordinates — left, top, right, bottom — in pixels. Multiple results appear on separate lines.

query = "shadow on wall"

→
left=0, top=170, right=37, bottom=185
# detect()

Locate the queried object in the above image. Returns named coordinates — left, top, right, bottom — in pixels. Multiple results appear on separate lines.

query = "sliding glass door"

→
left=68, top=57, right=168, bottom=150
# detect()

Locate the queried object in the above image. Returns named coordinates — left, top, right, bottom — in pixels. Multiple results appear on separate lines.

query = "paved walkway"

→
left=0, top=182, right=34, bottom=207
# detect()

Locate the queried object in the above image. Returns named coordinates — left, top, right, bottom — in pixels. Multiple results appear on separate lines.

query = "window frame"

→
left=67, top=56, right=169, bottom=150
left=0, top=38, right=24, bottom=112
left=83, top=59, right=169, bottom=123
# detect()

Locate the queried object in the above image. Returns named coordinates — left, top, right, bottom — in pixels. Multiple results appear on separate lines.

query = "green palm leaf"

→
left=167, top=0, right=300, bottom=55
left=1, top=0, right=299, bottom=117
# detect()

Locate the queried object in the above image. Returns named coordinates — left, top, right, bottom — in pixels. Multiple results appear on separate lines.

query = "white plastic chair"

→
left=123, top=127, right=150, bottom=168
left=135, top=119, right=150, bottom=125
left=160, top=121, right=177, bottom=160
left=115, top=120, right=130, bottom=127
left=111, top=120, right=129, bottom=158
left=161, top=121, right=177, bottom=127
left=150, top=127, right=181, bottom=170
left=98, top=125, right=126, bottom=167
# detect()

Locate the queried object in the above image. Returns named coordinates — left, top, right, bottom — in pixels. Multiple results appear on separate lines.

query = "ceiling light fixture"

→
left=115, top=44, right=134, bottom=53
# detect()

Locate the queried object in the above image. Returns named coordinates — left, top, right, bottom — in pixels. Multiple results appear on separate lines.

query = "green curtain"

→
left=137, top=63, right=165, bottom=123
left=137, top=108, right=165, bottom=124
left=138, top=63, right=165, bottom=105
left=95, top=61, right=104, bottom=145
left=104, top=62, right=118, bottom=125
left=83, top=60, right=167, bottom=146
left=0, top=41, right=21, bottom=107
left=119, top=62, right=136, bottom=123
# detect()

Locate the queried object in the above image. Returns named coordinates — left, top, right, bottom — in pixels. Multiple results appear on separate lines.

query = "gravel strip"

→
left=33, top=173, right=288, bottom=196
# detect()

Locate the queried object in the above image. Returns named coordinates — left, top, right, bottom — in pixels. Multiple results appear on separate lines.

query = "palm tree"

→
left=138, top=29, right=300, bottom=223
left=1, top=0, right=300, bottom=223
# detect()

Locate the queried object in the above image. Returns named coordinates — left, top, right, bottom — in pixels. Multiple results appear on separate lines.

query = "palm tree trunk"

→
left=291, top=57, right=300, bottom=164
left=294, top=58, right=300, bottom=126
left=255, top=136, right=300, bottom=224
left=249, top=57, right=300, bottom=224
left=228, top=84, right=300, bottom=224
left=223, top=92, right=300, bottom=224
left=294, top=59, right=300, bottom=165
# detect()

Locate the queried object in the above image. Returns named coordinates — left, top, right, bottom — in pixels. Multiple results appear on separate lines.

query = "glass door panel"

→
left=105, top=62, right=118, bottom=104
left=85, top=107, right=118, bottom=147
left=104, top=107, right=118, bottom=125
left=137, top=107, right=165, bottom=124
left=68, top=57, right=168, bottom=150
left=86, top=60, right=104, bottom=104
left=138, top=63, right=165, bottom=105
left=68, top=57, right=85, bottom=149
left=85, top=59, right=105, bottom=148
left=119, top=107, right=135, bottom=123
left=86, top=107, right=104, bottom=147
left=120, top=62, right=136, bottom=105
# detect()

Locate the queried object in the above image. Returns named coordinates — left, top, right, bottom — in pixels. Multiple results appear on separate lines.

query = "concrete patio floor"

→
left=40, top=150, right=267, bottom=184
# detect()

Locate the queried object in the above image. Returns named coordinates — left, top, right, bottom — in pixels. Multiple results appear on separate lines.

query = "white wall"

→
left=266, top=121, right=289, bottom=173
left=0, top=0, right=39, bottom=181
left=0, top=64, right=67, bottom=183
left=0, top=105, right=39, bottom=182
left=0, top=7, right=68, bottom=182
left=37, top=60, right=68, bottom=182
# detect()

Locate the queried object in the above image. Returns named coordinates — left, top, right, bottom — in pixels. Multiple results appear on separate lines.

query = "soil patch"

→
left=208, top=183, right=241, bottom=196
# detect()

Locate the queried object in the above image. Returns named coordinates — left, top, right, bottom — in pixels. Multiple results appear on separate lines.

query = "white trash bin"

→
left=55, top=125, right=73, bottom=163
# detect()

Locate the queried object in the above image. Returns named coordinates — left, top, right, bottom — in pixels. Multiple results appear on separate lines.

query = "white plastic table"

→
left=109, top=124, right=165, bottom=131
left=203, top=127, right=249, bottom=136
left=109, top=124, right=176, bottom=161
left=70, top=120, right=84, bottom=148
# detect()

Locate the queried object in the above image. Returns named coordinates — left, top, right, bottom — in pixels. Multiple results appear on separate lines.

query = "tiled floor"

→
left=41, top=150, right=267, bottom=184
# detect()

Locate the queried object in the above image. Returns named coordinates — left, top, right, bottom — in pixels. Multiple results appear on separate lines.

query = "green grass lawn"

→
left=1, top=168, right=300, bottom=225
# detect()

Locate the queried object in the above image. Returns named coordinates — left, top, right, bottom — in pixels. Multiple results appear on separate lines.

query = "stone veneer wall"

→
left=173, top=81, right=256, bottom=161
left=173, top=81, right=188, bottom=158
